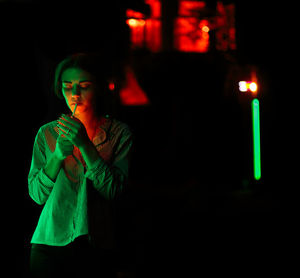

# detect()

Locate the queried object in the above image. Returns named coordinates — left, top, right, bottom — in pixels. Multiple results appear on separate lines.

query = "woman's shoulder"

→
left=38, top=121, right=57, bottom=133
left=109, top=118, right=132, bottom=138
left=33, top=121, right=58, bottom=149
left=36, top=121, right=59, bottom=140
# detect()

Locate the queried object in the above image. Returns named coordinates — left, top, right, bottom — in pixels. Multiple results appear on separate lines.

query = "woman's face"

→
left=61, top=67, right=96, bottom=116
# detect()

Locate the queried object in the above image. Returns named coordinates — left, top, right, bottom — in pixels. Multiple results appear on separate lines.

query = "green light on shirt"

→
left=252, top=98, right=261, bottom=180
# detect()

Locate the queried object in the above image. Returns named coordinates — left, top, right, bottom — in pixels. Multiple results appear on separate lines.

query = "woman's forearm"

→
left=44, top=152, right=64, bottom=182
left=79, top=140, right=101, bottom=170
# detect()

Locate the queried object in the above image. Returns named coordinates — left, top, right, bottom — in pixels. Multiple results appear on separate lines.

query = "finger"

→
left=57, top=119, right=76, bottom=134
left=59, top=136, right=73, bottom=146
left=58, top=117, right=76, bottom=130
left=57, top=124, right=69, bottom=134
left=63, top=145, right=74, bottom=152
left=58, top=130, right=66, bottom=138
left=60, top=115, right=81, bottom=127
left=58, top=127, right=74, bottom=142
left=57, top=119, right=69, bottom=136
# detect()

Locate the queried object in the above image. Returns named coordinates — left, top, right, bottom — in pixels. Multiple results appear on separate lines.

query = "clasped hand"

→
left=54, top=115, right=89, bottom=160
left=57, top=115, right=89, bottom=148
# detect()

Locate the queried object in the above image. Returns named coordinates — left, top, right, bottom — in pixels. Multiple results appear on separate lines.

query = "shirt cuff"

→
left=84, top=158, right=107, bottom=180
left=40, top=168, right=55, bottom=192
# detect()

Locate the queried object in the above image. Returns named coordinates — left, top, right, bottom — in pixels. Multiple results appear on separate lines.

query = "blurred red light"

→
left=202, top=25, right=210, bottom=32
left=108, top=82, right=115, bottom=91
left=127, top=19, right=145, bottom=27
left=120, top=67, right=150, bottom=106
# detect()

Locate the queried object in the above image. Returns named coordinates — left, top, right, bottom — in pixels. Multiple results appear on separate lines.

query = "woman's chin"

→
left=71, top=104, right=87, bottom=115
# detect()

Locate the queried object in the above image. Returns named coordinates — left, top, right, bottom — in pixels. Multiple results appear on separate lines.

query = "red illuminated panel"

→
left=126, top=9, right=146, bottom=19
left=178, top=1, right=206, bottom=17
left=126, top=0, right=162, bottom=52
left=145, top=0, right=162, bottom=52
left=174, top=17, right=210, bottom=53
left=120, top=67, right=150, bottom=106
left=126, top=18, right=146, bottom=48
left=146, top=0, right=161, bottom=18
left=174, top=0, right=236, bottom=53
left=145, top=19, right=161, bottom=52
left=174, top=1, right=209, bottom=53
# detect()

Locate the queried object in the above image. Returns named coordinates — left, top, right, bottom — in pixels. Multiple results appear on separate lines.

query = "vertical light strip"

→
left=252, top=98, right=261, bottom=180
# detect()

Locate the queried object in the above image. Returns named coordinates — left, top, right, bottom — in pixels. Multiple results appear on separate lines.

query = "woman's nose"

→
left=72, top=84, right=81, bottom=96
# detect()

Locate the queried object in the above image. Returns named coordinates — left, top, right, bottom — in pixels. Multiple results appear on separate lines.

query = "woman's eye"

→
left=62, top=84, right=72, bottom=89
left=80, top=83, right=91, bottom=89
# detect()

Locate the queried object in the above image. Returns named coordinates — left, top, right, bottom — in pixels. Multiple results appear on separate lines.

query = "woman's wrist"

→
left=79, top=140, right=100, bottom=169
left=44, top=151, right=64, bottom=182
left=53, top=148, right=66, bottom=162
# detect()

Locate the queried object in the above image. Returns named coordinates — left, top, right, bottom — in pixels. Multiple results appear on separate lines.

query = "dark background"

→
left=1, top=0, right=298, bottom=276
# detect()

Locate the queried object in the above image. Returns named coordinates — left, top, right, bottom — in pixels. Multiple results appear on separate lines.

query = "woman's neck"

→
left=77, top=111, right=101, bottom=139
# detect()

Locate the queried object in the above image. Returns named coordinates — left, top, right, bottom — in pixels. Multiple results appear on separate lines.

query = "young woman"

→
left=28, top=53, right=133, bottom=277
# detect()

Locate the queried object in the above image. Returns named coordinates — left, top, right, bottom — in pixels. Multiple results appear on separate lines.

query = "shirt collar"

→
left=93, top=117, right=113, bottom=147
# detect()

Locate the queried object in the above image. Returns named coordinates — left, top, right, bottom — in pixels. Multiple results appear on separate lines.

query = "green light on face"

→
left=252, top=98, right=261, bottom=180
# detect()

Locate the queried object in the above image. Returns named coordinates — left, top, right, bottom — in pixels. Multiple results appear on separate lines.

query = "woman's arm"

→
left=43, top=153, right=63, bottom=182
left=78, top=139, right=102, bottom=170
left=28, top=128, right=74, bottom=205
left=28, top=128, right=55, bottom=205
left=57, top=115, right=133, bottom=200
left=84, top=131, right=133, bottom=200
left=44, top=135, right=74, bottom=181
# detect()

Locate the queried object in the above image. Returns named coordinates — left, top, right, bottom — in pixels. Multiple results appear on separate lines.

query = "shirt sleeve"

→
left=85, top=125, right=133, bottom=200
left=28, top=127, right=55, bottom=205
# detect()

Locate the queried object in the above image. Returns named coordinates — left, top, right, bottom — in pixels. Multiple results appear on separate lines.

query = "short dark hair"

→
left=54, top=52, right=114, bottom=99
left=54, top=52, right=117, bottom=116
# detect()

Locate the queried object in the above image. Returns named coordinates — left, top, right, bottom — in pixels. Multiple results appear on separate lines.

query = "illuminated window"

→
left=174, top=1, right=210, bottom=53
left=126, top=1, right=236, bottom=53
left=126, top=12, right=146, bottom=49
left=174, top=0, right=236, bottom=53
left=126, top=0, right=162, bottom=52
